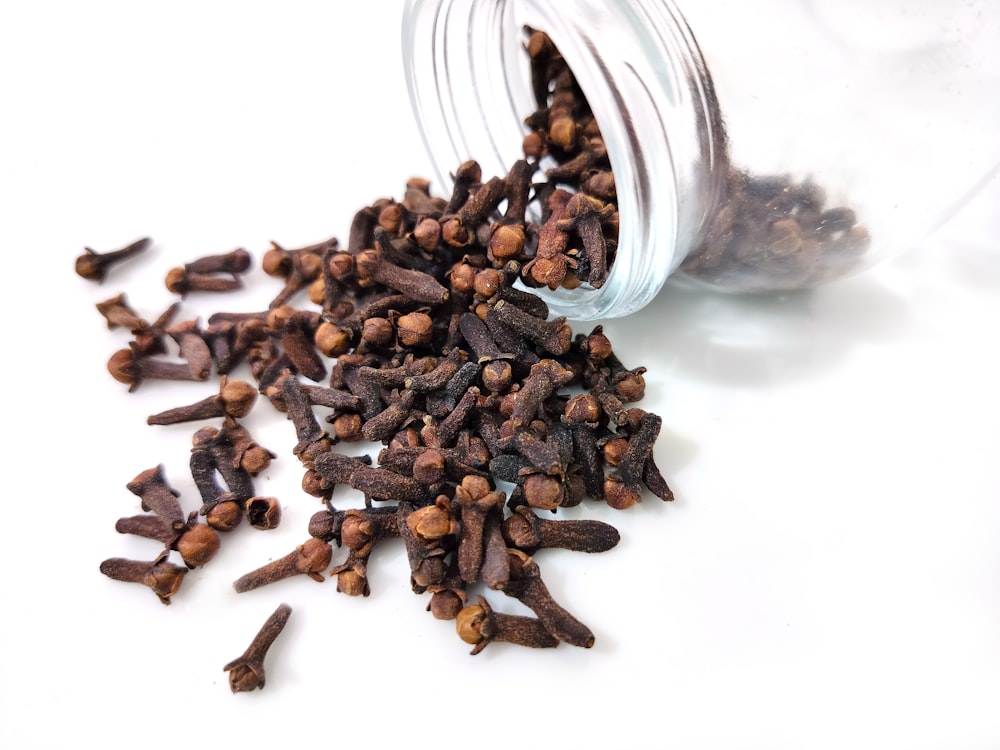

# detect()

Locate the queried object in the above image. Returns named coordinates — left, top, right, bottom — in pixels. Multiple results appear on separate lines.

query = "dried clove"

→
left=246, top=496, right=282, bottom=530
left=165, top=266, right=244, bottom=296
left=183, top=248, right=252, bottom=276
left=455, top=475, right=506, bottom=584
left=223, top=603, right=292, bottom=693
left=76, top=237, right=151, bottom=282
left=502, top=505, right=620, bottom=554
left=95, top=293, right=148, bottom=331
left=107, top=346, right=208, bottom=392
left=99, top=551, right=187, bottom=605
left=146, top=377, right=257, bottom=426
left=126, top=465, right=186, bottom=532
left=86, top=27, right=686, bottom=678
left=233, top=537, right=333, bottom=593
left=502, top=549, right=595, bottom=648
left=456, top=596, right=559, bottom=655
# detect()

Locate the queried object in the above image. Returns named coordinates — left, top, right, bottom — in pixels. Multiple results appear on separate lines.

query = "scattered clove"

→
left=76, top=237, right=152, bottom=282
left=223, top=603, right=292, bottom=693
left=233, top=537, right=333, bottom=593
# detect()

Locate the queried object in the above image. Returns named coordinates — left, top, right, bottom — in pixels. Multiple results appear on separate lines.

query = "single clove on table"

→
left=224, top=603, right=293, bottom=693
left=90, top=27, right=694, bottom=689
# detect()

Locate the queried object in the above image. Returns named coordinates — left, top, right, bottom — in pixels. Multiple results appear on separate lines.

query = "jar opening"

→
left=404, top=0, right=727, bottom=319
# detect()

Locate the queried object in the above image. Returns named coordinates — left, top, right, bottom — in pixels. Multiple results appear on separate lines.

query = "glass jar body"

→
left=402, top=0, right=1000, bottom=319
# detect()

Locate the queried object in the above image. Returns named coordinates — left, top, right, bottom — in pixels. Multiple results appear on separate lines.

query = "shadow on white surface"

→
left=606, top=272, right=913, bottom=389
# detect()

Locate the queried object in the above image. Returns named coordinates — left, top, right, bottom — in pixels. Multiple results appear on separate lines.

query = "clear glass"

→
left=402, top=0, right=1000, bottom=319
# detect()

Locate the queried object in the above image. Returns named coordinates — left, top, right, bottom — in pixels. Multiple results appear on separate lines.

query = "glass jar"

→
left=402, top=0, right=1000, bottom=319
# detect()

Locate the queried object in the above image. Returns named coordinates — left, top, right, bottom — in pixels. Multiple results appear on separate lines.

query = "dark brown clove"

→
left=233, top=537, right=333, bottom=593
left=280, top=374, right=332, bottom=460
left=502, top=505, right=620, bottom=554
left=166, top=320, right=213, bottom=381
left=490, top=299, right=571, bottom=356
left=329, top=507, right=401, bottom=596
left=75, top=237, right=151, bottom=282
left=223, top=603, right=292, bottom=693
left=219, top=417, right=276, bottom=476
left=355, top=230, right=449, bottom=304
left=273, top=307, right=327, bottom=382
left=246, top=496, right=282, bottom=530
left=165, top=266, right=243, bottom=296
left=99, top=551, right=188, bottom=605
left=348, top=465, right=428, bottom=504
left=114, top=513, right=221, bottom=569
left=126, top=465, right=186, bottom=532
left=399, top=498, right=458, bottom=591
left=107, top=347, right=207, bottom=392
left=455, top=475, right=506, bottom=583
left=445, top=160, right=483, bottom=214
left=556, top=193, right=615, bottom=288
left=184, top=248, right=252, bottom=275
left=95, top=293, right=148, bottom=331
left=361, top=390, right=417, bottom=443
left=456, top=596, right=559, bottom=655
left=146, top=377, right=257, bottom=426
left=262, top=240, right=328, bottom=308
left=190, top=427, right=244, bottom=532
left=604, top=411, right=662, bottom=509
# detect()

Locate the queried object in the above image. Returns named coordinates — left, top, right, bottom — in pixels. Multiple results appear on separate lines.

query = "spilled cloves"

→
left=88, top=27, right=679, bottom=681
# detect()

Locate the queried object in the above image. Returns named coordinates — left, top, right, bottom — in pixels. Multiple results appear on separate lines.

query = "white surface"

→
left=1, top=3, right=999, bottom=749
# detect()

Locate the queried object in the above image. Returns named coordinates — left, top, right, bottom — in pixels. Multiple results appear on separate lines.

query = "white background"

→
left=1, top=2, right=999, bottom=749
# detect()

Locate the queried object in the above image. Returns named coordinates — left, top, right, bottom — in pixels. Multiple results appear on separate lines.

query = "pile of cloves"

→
left=84, top=28, right=675, bottom=683
left=89, top=202, right=671, bottom=654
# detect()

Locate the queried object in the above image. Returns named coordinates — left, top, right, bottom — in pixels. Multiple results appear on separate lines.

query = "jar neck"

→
left=403, top=0, right=727, bottom=319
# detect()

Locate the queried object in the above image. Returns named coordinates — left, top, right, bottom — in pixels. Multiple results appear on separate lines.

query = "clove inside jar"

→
left=402, top=0, right=1000, bottom=319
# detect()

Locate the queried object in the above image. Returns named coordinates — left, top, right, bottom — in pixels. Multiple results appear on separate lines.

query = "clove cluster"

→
left=92, top=154, right=672, bottom=652
left=227, top=161, right=673, bottom=653
left=91, top=28, right=674, bottom=668
left=100, top=372, right=281, bottom=604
